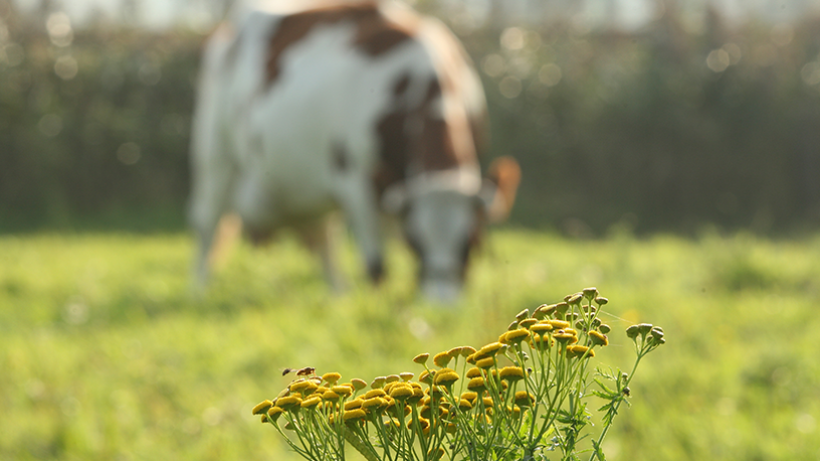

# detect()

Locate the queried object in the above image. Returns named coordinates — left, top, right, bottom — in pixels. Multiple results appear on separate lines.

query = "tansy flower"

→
left=514, top=391, right=534, bottom=407
left=362, top=397, right=387, bottom=411
left=433, top=351, right=452, bottom=368
left=364, top=389, right=387, bottom=399
left=344, top=398, right=364, bottom=411
left=458, top=398, right=473, bottom=411
left=371, top=376, right=386, bottom=389
left=413, top=352, right=430, bottom=365
left=385, top=374, right=400, bottom=384
left=461, top=391, right=478, bottom=403
left=477, top=342, right=504, bottom=358
left=321, top=372, right=341, bottom=384
left=322, top=390, right=340, bottom=401
left=343, top=409, right=366, bottom=423
left=566, top=345, right=595, bottom=359
left=502, top=328, right=530, bottom=345
left=389, top=383, right=414, bottom=400
left=467, top=376, right=486, bottom=393
left=532, top=335, right=553, bottom=350
left=276, top=395, right=302, bottom=411
left=476, top=357, right=495, bottom=369
left=589, top=330, right=609, bottom=346
left=466, top=367, right=483, bottom=379
left=399, top=372, right=414, bottom=381
left=554, top=330, right=578, bottom=345
left=547, top=319, right=571, bottom=330
left=301, top=396, right=322, bottom=409
left=499, top=366, right=526, bottom=382
left=460, top=346, right=477, bottom=357
left=331, top=385, right=353, bottom=397
left=252, top=400, right=273, bottom=415
left=434, top=371, right=459, bottom=387
left=351, top=379, right=367, bottom=391
left=290, top=380, right=318, bottom=395
left=519, top=318, right=537, bottom=329
left=266, top=406, right=284, bottom=422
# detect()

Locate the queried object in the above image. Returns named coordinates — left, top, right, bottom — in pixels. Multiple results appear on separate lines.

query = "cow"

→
left=189, top=0, right=520, bottom=301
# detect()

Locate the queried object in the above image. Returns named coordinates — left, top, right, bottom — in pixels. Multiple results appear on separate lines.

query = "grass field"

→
left=2, top=229, right=819, bottom=461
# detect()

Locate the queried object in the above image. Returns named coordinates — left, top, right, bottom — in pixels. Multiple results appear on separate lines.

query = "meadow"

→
left=2, top=229, right=819, bottom=461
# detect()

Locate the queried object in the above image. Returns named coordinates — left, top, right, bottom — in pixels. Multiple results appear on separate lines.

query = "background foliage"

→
left=2, top=0, right=820, bottom=234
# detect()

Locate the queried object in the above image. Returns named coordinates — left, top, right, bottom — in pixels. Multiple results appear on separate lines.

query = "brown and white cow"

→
left=189, top=0, right=520, bottom=301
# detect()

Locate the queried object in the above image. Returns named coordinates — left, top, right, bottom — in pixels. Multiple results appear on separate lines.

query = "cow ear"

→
left=481, top=156, right=521, bottom=223
left=382, top=183, right=410, bottom=215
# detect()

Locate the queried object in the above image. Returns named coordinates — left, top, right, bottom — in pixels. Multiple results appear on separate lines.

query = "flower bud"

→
left=594, top=296, right=609, bottom=306
left=413, top=353, right=430, bottom=365
left=637, top=323, right=653, bottom=336
left=515, top=309, right=530, bottom=321
left=582, top=287, right=598, bottom=300
left=567, top=293, right=583, bottom=306
left=599, top=324, right=611, bottom=334
left=626, top=325, right=640, bottom=339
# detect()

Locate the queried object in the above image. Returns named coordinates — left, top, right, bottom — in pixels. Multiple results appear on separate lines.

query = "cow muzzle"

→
left=421, top=277, right=463, bottom=303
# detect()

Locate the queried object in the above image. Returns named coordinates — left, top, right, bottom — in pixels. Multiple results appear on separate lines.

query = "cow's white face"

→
left=403, top=189, right=481, bottom=302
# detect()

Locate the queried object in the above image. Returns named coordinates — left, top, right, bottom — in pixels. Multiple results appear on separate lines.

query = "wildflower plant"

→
left=253, top=289, right=665, bottom=461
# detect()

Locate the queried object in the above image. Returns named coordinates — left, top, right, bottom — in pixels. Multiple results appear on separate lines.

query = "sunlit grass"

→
left=2, top=230, right=820, bottom=460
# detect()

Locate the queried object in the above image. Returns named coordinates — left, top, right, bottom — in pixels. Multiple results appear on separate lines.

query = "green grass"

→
left=2, top=229, right=820, bottom=460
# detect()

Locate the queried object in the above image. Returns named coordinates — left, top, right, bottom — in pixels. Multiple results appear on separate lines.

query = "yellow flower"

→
left=458, top=398, right=473, bottom=411
left=385, top=374, right=400, bottom=384
left=362, top=397, right=387, bottom=411
left=371, top=376, right=386, bottom=389
left=351, top=379, right=367, bottom=391
left=547, top=319, right=571, bottom=330
left=514, top=391, right=534, bottom=407
left=502, top=328, right=530, bottom=345
left=554, top=330, right=578, bottom=345
left=266, top=406, right=284, bottom=422
left=433, top=351, right=452, bottom=368
left=434, top=371, right=459, bottom=387
left=364, top=389, right=387, bottom=399
left=252, top=399, right=273, bottom=415
left=476, top=357, right=495, bottom=369
left=460, top=346, right=477, bottom=357
left=276, top=395, right=302, bottom=411
left=413, top=352, right=430, bottom=365
left=461, top=391, right=478, bottom=403
left=290, top=380, right=319, bottom=395
left=301, top=396, right=322, bottom=409
left=389, top=383, right=414, bottom=400
left=321, top=372, right=342, bottom=384
left=467, top=376, right=487, bottom=393
left=531, top=323, right=553, bottom=335
left=534, top=304, right=557, bottom=319
left=477, top=342, right=504, bottom=359
left=344, top=398, right=364, bottom=411
left=343, top=409, right=367, bottom=422
left=566, top=345, right=595, bottom=359
left=531, top=335, right=553, bottom=350
left=466, top=367, right=483, bottom=379
left=499, top=366, right=525, bottom=382
left=589, top=330, right=609, bottom=346
left=331, top=385, right=353, bottom=398
left=419, top=370, right=433, bottom=385
left=428, top=447, right=446, bottom=461
left=519, top=318, right=537, bottom=329
left=482, top=397, right=494, bottom=408
left=322, top=390, right=340, bottom=401
left=399, top=372, right=414, bottom=381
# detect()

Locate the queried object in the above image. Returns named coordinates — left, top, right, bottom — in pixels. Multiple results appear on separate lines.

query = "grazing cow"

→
left=189, top=0, right=520, bottom=301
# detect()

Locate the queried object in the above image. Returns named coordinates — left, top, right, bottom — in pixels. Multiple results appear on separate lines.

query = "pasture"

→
left=2, top=229, right=819, bottom=460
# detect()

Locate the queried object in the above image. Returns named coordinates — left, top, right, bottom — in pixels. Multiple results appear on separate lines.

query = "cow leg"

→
left=336, top=177, right=385, bottom=283
left=188, top=160, right=237, bottom=291
left=299, top=216, right=346, bottom=292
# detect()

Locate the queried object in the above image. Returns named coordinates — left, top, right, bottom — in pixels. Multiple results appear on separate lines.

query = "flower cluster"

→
left=253, top=288, right=664, bottom=461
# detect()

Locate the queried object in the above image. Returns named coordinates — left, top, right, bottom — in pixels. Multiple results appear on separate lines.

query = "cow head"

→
left=383, top=157, right=520, bottom=302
